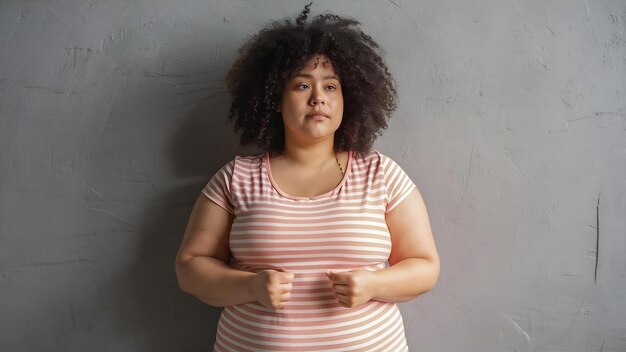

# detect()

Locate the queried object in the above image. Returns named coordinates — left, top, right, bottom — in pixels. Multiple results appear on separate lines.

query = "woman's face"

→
left=279, top=54, right=344, bottom=146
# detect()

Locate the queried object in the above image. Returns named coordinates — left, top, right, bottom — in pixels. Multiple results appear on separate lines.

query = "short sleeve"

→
left=379, top=152, right=417, bottom=213
left=201, top=159, right=235, bottom=215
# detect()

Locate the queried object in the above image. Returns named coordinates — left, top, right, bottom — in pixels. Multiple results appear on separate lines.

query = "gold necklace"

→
left=335, top=152, right=344, bottom=176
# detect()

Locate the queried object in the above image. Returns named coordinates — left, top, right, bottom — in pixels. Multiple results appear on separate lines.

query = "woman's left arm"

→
left=327, top=187, right=440, bottom=307
left=373, top=186, right=440, bottom=302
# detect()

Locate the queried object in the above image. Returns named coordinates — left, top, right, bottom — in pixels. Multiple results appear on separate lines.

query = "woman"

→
left=175, top=4, right=439, bottom=351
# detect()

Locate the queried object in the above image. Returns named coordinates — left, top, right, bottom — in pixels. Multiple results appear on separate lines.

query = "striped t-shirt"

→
left=202, top=149, right=417, bottom=352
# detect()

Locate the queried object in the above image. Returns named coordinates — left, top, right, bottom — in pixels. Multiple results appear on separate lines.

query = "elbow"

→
left=425, top=256, right=441, bottom=291
left=427, top=255, right=441, bottom=291
left=415, top=256, right=440, bottom=296
left=174, top=255, right=222, bottom=307
left=174, top=254, right=192, bottom=294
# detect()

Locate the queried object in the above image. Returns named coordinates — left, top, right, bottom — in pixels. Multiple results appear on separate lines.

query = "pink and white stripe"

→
left=202, top=150, right=415, bottom=351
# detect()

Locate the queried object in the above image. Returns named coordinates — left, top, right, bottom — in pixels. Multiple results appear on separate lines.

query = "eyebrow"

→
left=293, top=73, right=340, bottom=81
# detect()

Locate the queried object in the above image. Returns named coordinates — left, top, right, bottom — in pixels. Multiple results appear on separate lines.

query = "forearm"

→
left=372, top=257, right=440, bottom=303
left=176, top=255, right=256, bottom=307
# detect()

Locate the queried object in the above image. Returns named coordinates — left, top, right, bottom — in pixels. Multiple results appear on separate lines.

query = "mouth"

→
left=306, top=113, right=330, bottom=120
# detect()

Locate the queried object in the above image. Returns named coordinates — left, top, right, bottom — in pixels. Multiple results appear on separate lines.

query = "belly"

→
left=214, top=297, right=408, bottom=351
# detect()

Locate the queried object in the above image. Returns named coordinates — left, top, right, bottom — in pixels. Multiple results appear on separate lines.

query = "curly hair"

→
left=225, top=3, right=397, bottom=157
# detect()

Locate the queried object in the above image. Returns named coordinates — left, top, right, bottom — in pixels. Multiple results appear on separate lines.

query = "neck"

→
left=281, top=138, right=336, bottom=168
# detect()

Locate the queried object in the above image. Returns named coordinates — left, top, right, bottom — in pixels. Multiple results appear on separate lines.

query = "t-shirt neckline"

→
left=263, top=150, right=353, bottom=201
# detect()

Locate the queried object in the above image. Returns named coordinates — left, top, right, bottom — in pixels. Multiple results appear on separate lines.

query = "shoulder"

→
left=353, top=149, right=414, bottom=185
left=230, top=152, right=263, bottom=164
left=372, top=149, right=400, bottom=167
left=217, top=152, right=264, bottom=173
left=350, top=149, right=396, bottom=171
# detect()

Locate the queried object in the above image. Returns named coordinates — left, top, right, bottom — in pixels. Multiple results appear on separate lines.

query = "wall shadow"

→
left=116, top=82, right=258, bottom=350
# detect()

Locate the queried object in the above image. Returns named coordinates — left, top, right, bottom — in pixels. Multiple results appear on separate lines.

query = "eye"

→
left=326, top=85, right=337, bottom=91
left=296, top=83, right=309, bottom=90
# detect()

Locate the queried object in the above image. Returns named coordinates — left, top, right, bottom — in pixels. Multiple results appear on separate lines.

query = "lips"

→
left=306, top=112, right=330, bottom=120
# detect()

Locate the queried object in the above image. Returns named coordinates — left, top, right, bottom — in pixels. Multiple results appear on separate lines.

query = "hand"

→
left=326, top=269, right=377, bottom=308
left=250, top=268, right=294, bottom=309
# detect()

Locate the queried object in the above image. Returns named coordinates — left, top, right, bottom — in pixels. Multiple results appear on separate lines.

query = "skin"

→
left=279, top=55, right=343, bottom=148
left=175, top=54, right=440, bottom=310
left=270, top=55, right=347, bottom=199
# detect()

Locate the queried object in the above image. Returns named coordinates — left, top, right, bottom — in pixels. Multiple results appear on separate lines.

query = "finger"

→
left=331, top=284, right=350, bottom=295
left=328, top=271, right=350, bottom=284
left=280, top=283, right=293, bottom=293
left=276, top=268, right=295, bottom=284
left=279, top=292, right=291, bottom=302
left=334, top=292, right=349, bottom=300
left=334, top=293, right=350, bottom=307
left=270, top=293, right=291, bottom=309
left=278, top=271, right=295, bottom=283
left=274, top=266, right=290, bottom=273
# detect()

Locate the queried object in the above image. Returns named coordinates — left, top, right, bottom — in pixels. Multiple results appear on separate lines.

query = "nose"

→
left=309, top=87, right=325, bottom=106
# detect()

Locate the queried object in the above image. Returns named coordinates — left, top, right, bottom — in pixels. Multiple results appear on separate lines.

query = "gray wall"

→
left=1, top=0, right=625, bottom=351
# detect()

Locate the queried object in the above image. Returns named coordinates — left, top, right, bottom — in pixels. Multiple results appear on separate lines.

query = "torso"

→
left=209, top=150, right=409, bottom=351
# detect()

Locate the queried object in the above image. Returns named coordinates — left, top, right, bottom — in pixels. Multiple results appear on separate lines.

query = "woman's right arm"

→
left=175, top=195, right=293, bottom=308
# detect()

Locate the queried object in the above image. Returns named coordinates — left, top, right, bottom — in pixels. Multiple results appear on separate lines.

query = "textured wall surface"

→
left=1, top=0, right=625, bottom=351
